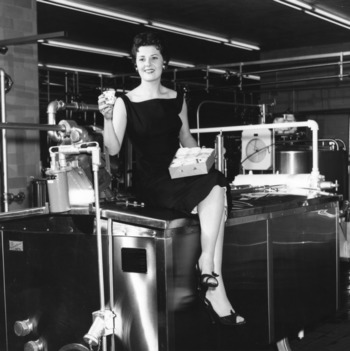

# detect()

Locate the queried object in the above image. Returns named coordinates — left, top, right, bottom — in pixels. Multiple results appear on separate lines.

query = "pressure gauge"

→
left=245, top=138, right=268, bottom=163
left=241, top=129, right=272, bottom=170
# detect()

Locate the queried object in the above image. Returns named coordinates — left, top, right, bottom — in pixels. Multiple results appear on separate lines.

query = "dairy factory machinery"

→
left=0, top=70, right=346, bottom=351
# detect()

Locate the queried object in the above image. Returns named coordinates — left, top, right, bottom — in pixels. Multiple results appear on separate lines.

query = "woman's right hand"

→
left=98, top=94, right=114, bottom=120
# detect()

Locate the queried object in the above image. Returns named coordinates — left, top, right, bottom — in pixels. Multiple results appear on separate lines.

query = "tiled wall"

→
left=0, top=0, right=40, bottom=211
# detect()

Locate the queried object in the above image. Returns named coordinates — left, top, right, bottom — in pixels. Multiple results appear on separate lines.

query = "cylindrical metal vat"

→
left=275, top=150, right=311, bottom=174
left=31, top=179, right=47, bottom=207
left=275, top=149, right=348, bottom=199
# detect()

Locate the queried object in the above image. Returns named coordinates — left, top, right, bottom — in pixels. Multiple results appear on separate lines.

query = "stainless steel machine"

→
left=0, top=193, right=339, bottom=351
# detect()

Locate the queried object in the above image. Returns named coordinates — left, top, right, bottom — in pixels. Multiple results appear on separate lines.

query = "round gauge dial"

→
left=245, top=138, right=267, bottom=163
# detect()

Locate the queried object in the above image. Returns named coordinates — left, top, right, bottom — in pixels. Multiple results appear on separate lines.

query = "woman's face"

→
left=135, top=45, right=164, bottom=81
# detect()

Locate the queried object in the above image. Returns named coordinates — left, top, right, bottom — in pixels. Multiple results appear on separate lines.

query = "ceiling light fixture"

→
left=41, top=40, right=130, bottom=57
left=314, top=8, right=350, bottom=26
left=37, top=0, right=148, bottom=24
left=168, top=60, right=195, bottom=68
left=38, top=63, right=113, bottom=76
left=37, top=0, right=259, bottom=51
left=225, top=40, right=260, bottom=51
left=149, top=22, right=259, bottom=50
left=273, top=0, right=302, bottom=11
left=273, top=0, right=350, bottom=30
left=281, top=0, right=312, bottom=10
left=149, top=22, right=227, bottom=43
left=305, top=11, right=350, bottom=30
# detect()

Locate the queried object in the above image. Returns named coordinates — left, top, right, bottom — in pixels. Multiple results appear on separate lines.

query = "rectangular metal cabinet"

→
left=222, top=198, right=338, bottom=345
left=100, top=207, right=201, bottom=351
left=0, top=215, right=104, bottom=351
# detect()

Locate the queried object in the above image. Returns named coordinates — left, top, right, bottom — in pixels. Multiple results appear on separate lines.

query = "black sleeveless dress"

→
left=120, top=93, right=229, bottom=215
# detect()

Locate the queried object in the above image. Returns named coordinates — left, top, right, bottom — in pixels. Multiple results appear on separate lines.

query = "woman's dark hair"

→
left=131, top=32, right=169, bottom=67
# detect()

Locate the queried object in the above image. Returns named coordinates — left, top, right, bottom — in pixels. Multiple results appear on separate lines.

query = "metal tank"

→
left=275, top=148, right=348, bottom=199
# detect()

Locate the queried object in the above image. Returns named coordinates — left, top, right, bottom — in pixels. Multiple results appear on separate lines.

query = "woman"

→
left=98, top=32, right=245, bottom=326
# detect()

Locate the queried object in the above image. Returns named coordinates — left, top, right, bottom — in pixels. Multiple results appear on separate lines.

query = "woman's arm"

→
left=99, top=95, right=127, bottom=156
left=178, top=98, right=198, bottom=148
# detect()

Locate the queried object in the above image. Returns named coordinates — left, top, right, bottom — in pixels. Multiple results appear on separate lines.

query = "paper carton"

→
left=169, top=147, right=215, bottom=179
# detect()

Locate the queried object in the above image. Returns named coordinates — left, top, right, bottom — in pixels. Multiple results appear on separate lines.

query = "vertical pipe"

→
left=215, top=132, right=224, bottom=173
left=93, top=168, right=107, bottom=351
left=47, top=70, right=51, bottom=103
left=0, top=70, right=9, bottom=212
left=339, top=53, right=344, bottom=81
left=64, top=72, right=69, bottom=119
left=266, top=220, right=275, bottom=343
left=173, top=69, right=177, bottom=91
left=311, top=126, right=319, bottom=174
left=108, top=218, right=115, bottom=351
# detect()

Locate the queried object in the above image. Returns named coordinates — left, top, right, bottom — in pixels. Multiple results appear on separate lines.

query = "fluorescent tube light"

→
left=149, top=22, right=227, bottom=43
left=41, top=40, right=130, bottom=57
left=284, top=0, right=312, bottom=10
left=203, top=68, right=261, bottom=80
left=37, top=0, right=148, bottom=24
left=243, top=74, right=261, bottom=81
left=37, top=0, right=259, bottom=51
left=273, top=0, right=302, bottom=11
left=230, top=40, right=259, bottom=51
left=314, top=8, right=350, bottom=26
left=38, top=63, right=113, bottom=76
left=168, top=60, right=195, bottom=68
left=274, top=0, right=350, bottom=30
left=305, top=11, right=350, bottom=29
left=207, top=68, right=228, bottom=74
left=150, top=22, right=259, bottom=50
left=225, top=41, right=260, bottom=51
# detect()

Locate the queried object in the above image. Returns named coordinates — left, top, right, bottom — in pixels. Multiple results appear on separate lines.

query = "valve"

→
left=3, top=191, right=25, bottom=204
left=24, top=338, right=44, bottom=351
left=14, top=319, right=33, bottom=337
left=319, top=180, right=339, bottom=191
left=58, top=343, right=89, bottom=351
left=83, top=310, right=115, bottom=347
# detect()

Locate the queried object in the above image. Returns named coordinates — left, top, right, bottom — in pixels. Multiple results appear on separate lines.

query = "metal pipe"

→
left=251, top=74, right=350, bottom=88
left=215, top=132, right=224, bottom=173
left=0, top=122, right=65, bottom=132
left=242, top=60, right=350, bottom=76
left=93, top=167, right=106, bottom=351
left=111, top=51, right=350, bottom=78
left=93, top=168, right=104, bottom=312
left=0, top=69, right=8, bottom=212
left=47, top=100, right=99, bottom=142
left=0, top=206, right=48, bottom=221
left=335, top=139, right=347, bottom=150
left=190, top=120, right=320, bottom=176
left=339, top=53, right=344, bottom=81
left=319, top=139, right=340, bottom=151
left=107, top=218, right=115, bottom=351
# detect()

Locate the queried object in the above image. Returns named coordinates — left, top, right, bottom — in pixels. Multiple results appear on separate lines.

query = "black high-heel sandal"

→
left=200, top=272, right=219, bottom=288
left=196, top=264, right=219, bottom=289
left=202, top=296, right=246, bottom=326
